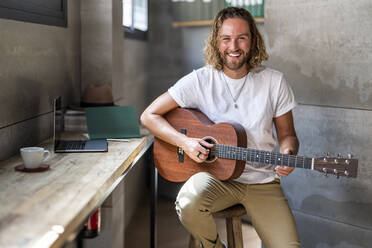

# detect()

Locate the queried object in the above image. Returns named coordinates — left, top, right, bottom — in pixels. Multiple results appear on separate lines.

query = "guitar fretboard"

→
left=214, top=144, right=313, bottom=169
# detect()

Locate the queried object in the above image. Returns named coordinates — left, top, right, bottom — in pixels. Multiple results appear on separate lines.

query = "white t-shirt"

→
left=168, top=65, right=297, bottom=184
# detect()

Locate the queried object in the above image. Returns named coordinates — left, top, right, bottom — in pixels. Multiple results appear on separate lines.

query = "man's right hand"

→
left=140, top=92, right=214, bottom=163
left=182, top=137, right=214, bottom=163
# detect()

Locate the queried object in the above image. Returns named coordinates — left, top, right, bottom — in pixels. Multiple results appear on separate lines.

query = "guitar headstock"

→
left=313, top=154, right=358, bottom=178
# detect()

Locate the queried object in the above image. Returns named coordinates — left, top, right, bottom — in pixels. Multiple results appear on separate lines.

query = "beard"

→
left=220, top=50, right=249, bottom=71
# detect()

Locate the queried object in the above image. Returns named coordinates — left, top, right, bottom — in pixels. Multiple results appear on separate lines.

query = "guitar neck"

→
left=214, top=144, right=313, bottom=170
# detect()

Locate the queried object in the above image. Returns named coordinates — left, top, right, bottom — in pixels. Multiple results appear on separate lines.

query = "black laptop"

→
left=53, top=97, right=108, bottom=153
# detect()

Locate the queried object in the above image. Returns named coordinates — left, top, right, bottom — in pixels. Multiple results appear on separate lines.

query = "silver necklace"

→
left=222, top=72, right=248, bottom=108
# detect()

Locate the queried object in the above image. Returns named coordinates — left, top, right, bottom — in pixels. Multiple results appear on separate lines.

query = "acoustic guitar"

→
left=154, top=108, right=358, bottom=182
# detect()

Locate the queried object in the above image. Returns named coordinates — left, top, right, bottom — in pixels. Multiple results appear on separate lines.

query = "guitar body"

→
left=154, top=108, right=247, bottom=182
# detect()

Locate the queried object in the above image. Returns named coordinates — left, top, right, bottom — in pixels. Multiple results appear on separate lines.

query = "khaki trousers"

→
left=175, top=172, right=300, bottom=248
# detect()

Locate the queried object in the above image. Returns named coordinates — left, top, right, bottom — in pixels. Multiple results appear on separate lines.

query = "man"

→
left=141, top=7, right=300, bottom=248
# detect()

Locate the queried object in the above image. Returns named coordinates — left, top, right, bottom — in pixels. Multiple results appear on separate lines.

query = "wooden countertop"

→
left=0, top=130, right=153, bottom=248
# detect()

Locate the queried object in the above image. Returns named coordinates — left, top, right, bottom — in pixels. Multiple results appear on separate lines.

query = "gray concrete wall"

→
left=81, top=0, right=112, bottom=90
left=264, top=0, right=372, bottom=247
left=265, top=0, right=372, bottom=109
left=118, top=38, right=148, bottom=114
left=0, top=0, right=81, bottom=161
left=288, top=105, right=372, bottom=247
left=146, top=0, right=187, bottom=104
left=80, top=0, right=150, bottom=247
left=81, top=0, right=144, bottom=112
left=80, top=0, right=126, bottom=107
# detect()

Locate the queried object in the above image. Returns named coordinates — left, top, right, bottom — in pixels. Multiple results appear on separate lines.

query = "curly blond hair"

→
left=204, top=7, right=268, bottom=71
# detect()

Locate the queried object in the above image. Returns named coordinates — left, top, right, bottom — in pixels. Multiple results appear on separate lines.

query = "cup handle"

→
left=42, top=150, right=51, bottom=163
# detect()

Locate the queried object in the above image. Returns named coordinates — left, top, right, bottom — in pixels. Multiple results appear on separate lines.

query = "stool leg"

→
left=226, top=217, right=243, bottom=248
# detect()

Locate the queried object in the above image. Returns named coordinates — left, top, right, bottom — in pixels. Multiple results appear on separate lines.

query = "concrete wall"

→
left=265, top=0, right=372, bottom=109
left=81, top=0, right=126, bottom=105
left=146, top=0, right=187, bottom=103
left=0, top=1, right=81, bottom=161
left=287, top=106, right=372, bottom=247
left=81, top=0, right=112, bottom=89
left=264, top=0, right=372, bottom=247
left=119, top=38, right=148, bottom=113
left=80, top=0, right=150, bottom=247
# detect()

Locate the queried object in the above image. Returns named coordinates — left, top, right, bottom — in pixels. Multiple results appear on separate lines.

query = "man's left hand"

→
left=275, top=148, right=295, bottom=176
left=275, top=166, right=295, bottom=176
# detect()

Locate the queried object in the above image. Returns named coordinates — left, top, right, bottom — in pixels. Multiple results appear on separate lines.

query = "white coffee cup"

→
left=20, top=147, right=51, bottom=169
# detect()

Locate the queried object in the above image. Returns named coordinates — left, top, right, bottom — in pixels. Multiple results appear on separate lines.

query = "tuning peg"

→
left=323, top=152, right=330, bottom=162
left=337, top=153, right=341, bottom=158
left=322, top=168, right=328, bottom=177
left=333, top=169, right=340, bottom=179
left=347, top=154, right=353, bottom=159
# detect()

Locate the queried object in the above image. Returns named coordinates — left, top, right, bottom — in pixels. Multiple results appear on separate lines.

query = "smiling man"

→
left=141, top=7, right=300, bottom=248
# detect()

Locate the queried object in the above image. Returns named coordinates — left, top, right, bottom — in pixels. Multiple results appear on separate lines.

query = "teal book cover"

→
left=85, top=106, right=141, bottom=139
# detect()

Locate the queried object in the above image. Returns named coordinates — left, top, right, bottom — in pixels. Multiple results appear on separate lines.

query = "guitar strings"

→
left=215, top=144, right=311, bottom=169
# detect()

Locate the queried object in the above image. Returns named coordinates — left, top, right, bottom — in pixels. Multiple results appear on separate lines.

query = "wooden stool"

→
left=188, top=204, right=247, bottom=248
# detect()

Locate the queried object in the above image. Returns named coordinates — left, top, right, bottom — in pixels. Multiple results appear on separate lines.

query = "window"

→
left=0, top=0, right=67, bottom=27
left=123, top=0, right=148, bottom=40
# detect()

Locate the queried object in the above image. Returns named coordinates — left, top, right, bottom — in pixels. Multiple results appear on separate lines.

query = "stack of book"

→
left=64, top=109, right=87, bottom=132
left=225, top=0, right=264, bottom=18
left=171, top=0, right=225, bottom=22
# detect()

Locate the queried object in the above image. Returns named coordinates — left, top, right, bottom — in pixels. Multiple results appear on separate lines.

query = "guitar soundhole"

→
left=202, top=136, right=218, bottom=163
